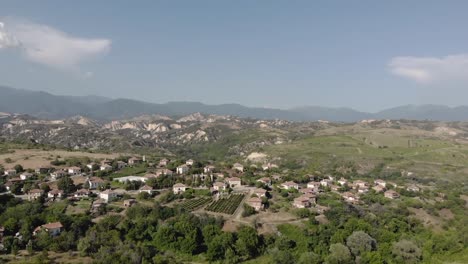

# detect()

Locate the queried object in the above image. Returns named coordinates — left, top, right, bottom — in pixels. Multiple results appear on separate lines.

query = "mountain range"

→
left=1, top=86, right=467, bottom=122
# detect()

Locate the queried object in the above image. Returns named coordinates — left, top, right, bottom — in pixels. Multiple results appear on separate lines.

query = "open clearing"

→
left=0, top=149, right=126, bottom=169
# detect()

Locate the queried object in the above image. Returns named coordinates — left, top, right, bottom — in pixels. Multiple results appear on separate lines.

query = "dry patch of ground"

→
left=0, top=149, right=125, bottom=169
left=408, top=207, right=444, bottom=232
left=2, top=250, right=92, bottom=263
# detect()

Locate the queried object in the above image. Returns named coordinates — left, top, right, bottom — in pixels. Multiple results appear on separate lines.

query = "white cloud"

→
left=389, top=54, right=468, bottom=84
left=0, top=18, right=111, bottom=70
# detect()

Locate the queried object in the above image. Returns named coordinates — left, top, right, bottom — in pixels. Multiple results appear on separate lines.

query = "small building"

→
left=353, top=180, right=369, bottom=189
left=247, top=197, right=263, bottom=211
left=302, top=193, right=317, bottom=204
left=204, top=165, right=216, bottom=173
left=116, top=161, right=127, bottom=170
left=86, top=162, right=97, bottom=170
left=87, top=177, right=105, bottom=189
left=338, top=178, right=348, bottom=186
left=384, top=190, right=400, bottom=199
left=139, top=185, right=154, bottom=194
left=293, top=196, right=311, bottom=208
left=374, top=179, right=387, bottom=187
left=156, top=168, right=174, bottom=177
left=123, top=199, right=137, bottom=207
left=307, top=181, right=321, bottom=190
left=226, top=177, right=242, bottom=188
left=35, top=167, right=51, bottom=174
left=173, top=183, right=188, bottom=194
left=20, top=172, right=33, bottom=181
left=5, top=169, right=17, bottom=176
left=186, top=159, right=195, bottom=166
left=159, top=158, right=170, bottom=167
left=33, top=222, right=63, bottom=236
left=256, top=177, right=272, bottom=187
left=100, top=164, right=113, bottom=171
left=320, top=179, right=332, bottom=187
left=68, top=166, right=82, bottom=175
left=330, top=184, right=340, bottom=192
left=406, top=185, right=420, bottom=192
left=342, top=192, right=359, bottom=203
left=253, top=188, right=267, bottom=198
left=100, top=189, right=118, bottom=202
left=212, top=181, right=226, bottom=192
left=128, top=157, right=143, bottom=165
left=47, top=189, right=64, bottom=199
left=28, top=189, right=44, bottom=200
left=50, top=170, right=67, bottom=180
left=74, top=189, right=90, bottom=198
left=176, top=165, right=189, bottom=175
left=101, top=159, right=113, bottom=166
left=232, top=163, right=244, bottom=172
left=372, top=185, right=386, bottom=193
left=281, top=181, right=299, bottom=190
left=262, top=163, right=278, bottom=171
left=113, top=176, right=147, bottom=183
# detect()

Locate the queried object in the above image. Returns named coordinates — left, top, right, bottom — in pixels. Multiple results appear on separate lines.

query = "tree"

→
left=346, top=231, right=376, bottom=257
left=392, top=240, right=422, bottom=264
left=14, top=164, right=24, bottom=173
left=327, top=243, right=352, bottom=264
left=235, top=226, right=261, bottom=260
left=297, top=252, right=321, bottom=264
left=57, top=176, right=76, bottom=194
left=242, top=204, right=256, bottom=217
left=269, top=248, right=295, bottom=264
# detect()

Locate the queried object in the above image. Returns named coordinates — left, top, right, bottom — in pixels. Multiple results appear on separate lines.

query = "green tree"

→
left=346, top=231, right=376, bottom=257
left=327, top=243, right=352, bottom=264
left=297, top=252, right=321, bottom=264
left=235, top=226, right=260, bottom=260
left=392, top=240, right=422, bottom=264
left=57, top=176, right=76, bottom=194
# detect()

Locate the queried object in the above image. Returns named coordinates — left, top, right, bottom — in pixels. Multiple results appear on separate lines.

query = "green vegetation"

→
left=180, top=197, right=212, bottom=211
left=206, top=194, right=245, bottom=214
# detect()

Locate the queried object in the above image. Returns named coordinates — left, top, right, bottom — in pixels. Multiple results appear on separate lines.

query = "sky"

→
left=1, top=1, right=468, bottom=112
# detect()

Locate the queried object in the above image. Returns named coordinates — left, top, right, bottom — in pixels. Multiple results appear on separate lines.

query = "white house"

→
left=232, top=163, right=244, bottom=172
left=204, top=165, right=215, bottom=173
left=4, top=169, right=17, bottom=176
left=128, top=157, right=143, bottom=165
left=226, top=177, right=242, bottom=188
left=113, top=176, right=147, bottom=183
left=281, top=181, right=299, bottom=190
left=173, top=183, right=188, bottom=194
left=20, top=172, right=33, bottom=180
left=342, top=192, right=359, bottom=203
left=257, top=177, right=272, bottom=187
left=100, top=164, right=113, bottom=171
left=159, top=158, right=170, bottom=167
left=374, top=179, right=387, bottom=187
left=247, top=197, right=263, bottom=211
left=68, top=166, right=82, bottom=175
left=100, top=189, right=118, bottom=202
left=116, top=161, right=127, bottom=170
left=307, top=181, right=321, bottom=190
left=212, top=181, right=226, bottom=192
left=139, top=185, right=154, bottom=194
left=320, top=179, right=332, bottom=187
left=384, top=190, right=400, bottom=199
left=293, top=196, right=311, bottom=208
left=338, top=178, right=348, bottom=186
left=50, top=170, right=67, bottom=180
left=87, top=177, right=105, bottom=189
left=176, top=165, right=189, bottom=175
left=186, top=159, right=195, bottom=166
left=47, top=189, right=64, bottom=199
left=28, top=189, right=44, bottom=201
left=34, top=222, right=63, bottom=237
left=253, top=188, right=267, bottom=197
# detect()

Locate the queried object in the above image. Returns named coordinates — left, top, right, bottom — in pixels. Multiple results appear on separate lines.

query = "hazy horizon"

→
left=1, top=1, right=468, bottom=112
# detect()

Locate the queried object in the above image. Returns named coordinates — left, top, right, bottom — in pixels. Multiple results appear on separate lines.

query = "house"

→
left=35, top=167, right=51, bottom=174
left=342, top=192, right=359, bottom=203
left=123, top=199, right=137, bottom=207
left=271, top=174, right=282, bottom=181
left=114, top=176, right=148, bottom=183
left=47, top=189, right=64, bottom=199
left=256, top=177, right=272, bottom=187
left=293, top=196, right=311, bottom=208
left=320, top=179, right=332, bottom=187
left=232, top=163, right=244, bottom=172
left=87, top=177, right=105, bottom=189
left=20, top=172, right=33, bottom=180
left=374, top=179, right=387, bottom=187
left=307, top=181, right=321, bottom=190
left=281, top=181, right=299, bottom=190
left=357, top=187, right=369, bottom=194
left=384, top=190, right=400, bottom=199
left=204, top=165, right=216, bottom=173
left=186, top=159, right=195, bottom=166
left=302, top=193, right=317, bottom=204
left=100, top=189, right=118, bottom=202
left=327, top=175, right=335, bottom=181
left=156, top=168, right=173, bottom=177
left=247, top=197, right=263, bottom=211
left=173, top=183, right=188, bottom=194
left=226, top=177, right=242, bottom=188
left=139, top=185, right=153, bottom=194
left=28, top=189, right=44, bottom=200
left=407, top=185, right=420, bottom=192
left=50, top=170, right=67, bottom=180
left=262, top=163, right=279, bottom=171
left=128, top=157, right=143, bottom=165
left=372, top=185, right=386, bottom=193
left=176, top=165, right=189, bottom=175
left=101, top=159, right=113, bottom=165
left=33, top=222, right=63, bottom=236
left=300, top=188, right=316, bottom=195
left=338, top=178, right=348, bottom=186
left=330, top=185, right=340, bottom=192
left=86, top=162, right=97, bottom=170
left=74, top=189, right=90, bottom=198
left=100, top=164, right=113, bottom=171
left=4, top=169, right=16, bottom=176
left=159, top=158, right=170, bottom=167
left=353, top=180, right=369, bottom=189
left=116, top=161, right=127, bottom=170
left=68, top=166, right=82, bottom=175
left=212, top=182, right=226, bottom=192
left=254, top=188, right=267, bottom=197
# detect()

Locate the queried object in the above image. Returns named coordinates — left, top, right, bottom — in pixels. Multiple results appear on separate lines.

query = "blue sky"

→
left=1, top=1, right=468, bottom=112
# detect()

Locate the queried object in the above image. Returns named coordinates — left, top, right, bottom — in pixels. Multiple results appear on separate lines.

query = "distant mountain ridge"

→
left=1, top=86, right=467, bottom=122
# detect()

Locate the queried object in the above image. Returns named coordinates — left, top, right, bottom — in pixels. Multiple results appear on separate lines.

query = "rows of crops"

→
left=206, top=194, right=245, bottom=214
left=180, top=197, right=212, bottom=211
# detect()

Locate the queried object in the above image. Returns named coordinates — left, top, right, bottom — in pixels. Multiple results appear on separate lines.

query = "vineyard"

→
left=180, top=197, right=212, bottom=211
left=206, top=194, right=245, bottom=214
